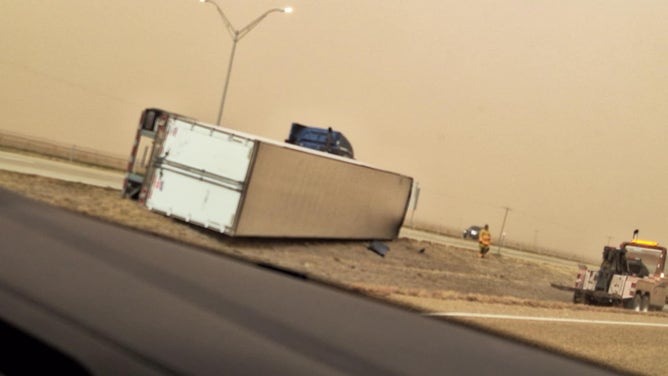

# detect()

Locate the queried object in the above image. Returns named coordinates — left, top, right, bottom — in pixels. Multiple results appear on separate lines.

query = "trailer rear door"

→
left=144, top=118, right=256, bottom=233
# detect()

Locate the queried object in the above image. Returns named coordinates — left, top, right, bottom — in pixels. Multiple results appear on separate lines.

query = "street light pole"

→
left=219, top=36, right=239, bottom=126
left=199, top=0, right=292, bottom=125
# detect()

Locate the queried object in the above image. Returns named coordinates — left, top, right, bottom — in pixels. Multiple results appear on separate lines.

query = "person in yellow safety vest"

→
left=478, top=224, right=491, bottom=258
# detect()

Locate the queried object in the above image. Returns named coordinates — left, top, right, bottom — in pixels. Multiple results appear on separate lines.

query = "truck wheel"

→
left=641, top=295, right=650, bottom=313
left=573, top=291, right=584, bottom=304
left=630, top=294, right=642, bottom=312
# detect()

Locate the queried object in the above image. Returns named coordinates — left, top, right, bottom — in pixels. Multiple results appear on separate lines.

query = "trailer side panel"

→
left=235, top=142, right=413, bottom=239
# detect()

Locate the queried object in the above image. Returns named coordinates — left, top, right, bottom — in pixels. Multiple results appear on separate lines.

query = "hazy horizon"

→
left=2, top=0, right=667, bottom=260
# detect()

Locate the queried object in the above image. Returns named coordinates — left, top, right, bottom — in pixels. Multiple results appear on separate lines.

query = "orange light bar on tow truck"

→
left=631, top=239, right=659, bottom=247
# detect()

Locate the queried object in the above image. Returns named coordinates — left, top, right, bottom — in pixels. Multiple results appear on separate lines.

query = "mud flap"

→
left=368, top=240, right=389, bottom=257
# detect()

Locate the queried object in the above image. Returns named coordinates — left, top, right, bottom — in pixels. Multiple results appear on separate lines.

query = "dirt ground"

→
left=2, top=168, right=668, bottom=375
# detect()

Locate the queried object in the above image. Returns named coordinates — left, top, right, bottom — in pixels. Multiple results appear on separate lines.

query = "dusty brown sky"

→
left=1, top=0, right=667, bottom=260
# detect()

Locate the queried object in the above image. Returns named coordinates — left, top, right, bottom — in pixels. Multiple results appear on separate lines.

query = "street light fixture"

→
left=199, top=0, right=292, bottom=125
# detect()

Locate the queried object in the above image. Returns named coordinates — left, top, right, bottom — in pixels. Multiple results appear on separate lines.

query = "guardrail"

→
left=0, top=129, right=126, bottom=171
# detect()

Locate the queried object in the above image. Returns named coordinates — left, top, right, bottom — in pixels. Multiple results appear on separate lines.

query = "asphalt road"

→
left=399, top=227, right=596, bottom=268
left=0, top=150, right=125, bottom=189
left=0, top=187, right=617, bottom=375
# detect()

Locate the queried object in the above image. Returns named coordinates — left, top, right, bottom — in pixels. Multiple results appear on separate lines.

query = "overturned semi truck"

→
left=122, top=108, right=415, bottom=240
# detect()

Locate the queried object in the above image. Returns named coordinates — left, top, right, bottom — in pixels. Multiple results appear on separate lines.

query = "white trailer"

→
left=123, top=109, right=414, bottom=239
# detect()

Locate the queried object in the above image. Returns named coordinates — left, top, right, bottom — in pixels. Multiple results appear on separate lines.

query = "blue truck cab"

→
left=285, top=123, right=354, bottom=159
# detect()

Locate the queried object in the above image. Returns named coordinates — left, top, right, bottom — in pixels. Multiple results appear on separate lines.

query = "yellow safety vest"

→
left=479, top=230, right=491, bottom=246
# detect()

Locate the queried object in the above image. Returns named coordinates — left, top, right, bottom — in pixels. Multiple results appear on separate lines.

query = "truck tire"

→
left=641, top=295, right=650, bottom=313
left=629, top=294, right=642, bottom=312
left=572, top=291, right=584, bottom=304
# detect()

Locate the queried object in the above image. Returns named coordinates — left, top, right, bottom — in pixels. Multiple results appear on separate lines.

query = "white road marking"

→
left=427, top=312, right=668, bottom=328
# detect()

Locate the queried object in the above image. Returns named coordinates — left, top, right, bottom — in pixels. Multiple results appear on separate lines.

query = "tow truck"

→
left=554, top=232, right=668, bottom=312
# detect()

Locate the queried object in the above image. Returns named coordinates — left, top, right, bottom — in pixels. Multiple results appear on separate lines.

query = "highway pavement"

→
left=0, top=150, right=125, bottom=189
left=399, top=227, right=595, bottom=268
